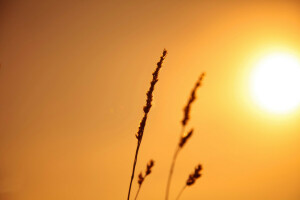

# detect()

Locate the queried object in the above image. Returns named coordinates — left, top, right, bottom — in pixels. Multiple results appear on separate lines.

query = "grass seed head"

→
left=179, top=129, right=194, bottom=148
left=182, top=73, right=205, bottom=126
left=135, top=49, right=167, bottom=141
left=146, top=160, right=154, bottom=175
left=138, top=172, right=144, bottom=185
left=186, top=164, right=202, bottom=186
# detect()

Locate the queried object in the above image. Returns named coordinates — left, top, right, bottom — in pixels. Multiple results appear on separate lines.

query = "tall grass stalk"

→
left=127, top=49, right=167, bottom=200
left=165, top=73, right=205, bottom=200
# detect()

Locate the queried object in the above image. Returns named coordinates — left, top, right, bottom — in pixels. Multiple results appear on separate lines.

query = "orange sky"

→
left=1, top=1, right=300, bottom=200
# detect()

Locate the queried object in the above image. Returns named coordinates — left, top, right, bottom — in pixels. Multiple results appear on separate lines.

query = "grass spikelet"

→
left=134, top=160, right=155, bottom=200
left=128, top=49, right=167, bottom=200
left=145, top=159, right=154, bottom=175
left=186, top=164, right=202, bottom=186
left=135, top=49, right=167, bottom=140
left=182, top=73, right=205, bottom=126
left=176, top=164, right=203, bottom=200
left=179, top=129, right=193, bottom=148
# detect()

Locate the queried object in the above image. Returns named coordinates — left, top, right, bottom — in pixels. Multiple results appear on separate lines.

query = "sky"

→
left=1, top=1, right=300, bottom=200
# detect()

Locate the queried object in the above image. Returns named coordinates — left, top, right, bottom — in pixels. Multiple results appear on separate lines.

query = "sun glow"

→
left=250, top=52, right=300, bottom=114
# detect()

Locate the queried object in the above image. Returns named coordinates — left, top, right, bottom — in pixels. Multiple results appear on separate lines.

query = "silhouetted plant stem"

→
left=165, top=145, right=180, bottom=200
left=134, top=185, right=142, bottom=200
left=175, top=185, right=187, bottom=200
left=134, top=160, right=154, bottom=200
left=176, top=164, right=202, bottom=199
left=127, top=50, right=167, bottom=200
left=165, top=73, right=205, bottom=200
left=165, top=127, right=184, bottom=200
left=128, top=140, right=142, bottom=200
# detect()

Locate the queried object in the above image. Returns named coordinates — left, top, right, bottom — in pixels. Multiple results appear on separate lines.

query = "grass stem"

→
left=134, top=185, right=142, bottom=200
left=127, top=50, right=167, bottom=200
left=175, top=185, right=187, bottom=200
left=165, top=128, right=184, bottom=200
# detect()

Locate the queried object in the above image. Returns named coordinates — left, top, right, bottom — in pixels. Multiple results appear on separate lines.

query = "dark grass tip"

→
left=186, top=164, right=202, bottom=186
left=179, top=129, right=194, bottom=148
left=182, top=73, right=205, bottom=126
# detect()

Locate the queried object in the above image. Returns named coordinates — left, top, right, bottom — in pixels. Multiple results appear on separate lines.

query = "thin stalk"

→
left=165, top=146, right=180, bottom=200
left=134, top=185, right=142, bottom=200
left=175, top=185, right=187, bottom=200
left=127, top=139, right=143, bottom=200
left=165, top=128, right=185, bottom=200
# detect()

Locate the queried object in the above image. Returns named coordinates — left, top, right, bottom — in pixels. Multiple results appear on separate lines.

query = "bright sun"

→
left=250, top=52, right=300, bottom=114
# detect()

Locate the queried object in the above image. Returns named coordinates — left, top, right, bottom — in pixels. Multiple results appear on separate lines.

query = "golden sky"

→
left=1, top=1, right=300, bottom=200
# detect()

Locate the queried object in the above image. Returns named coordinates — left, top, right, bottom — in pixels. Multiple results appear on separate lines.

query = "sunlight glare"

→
left=250, top=52, right=300, bottom=114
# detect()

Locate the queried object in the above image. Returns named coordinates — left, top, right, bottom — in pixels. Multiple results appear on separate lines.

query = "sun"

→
left=250, top=52, right=300, bottom=114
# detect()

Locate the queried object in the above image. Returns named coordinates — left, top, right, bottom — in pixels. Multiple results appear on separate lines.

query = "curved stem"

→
left=165, top=146, right=180, bottom=200
left=134, top=185, right=142, bottom=200
left=165, top=128, right=185, bottom=200
left=175, top=185, right=187, bottom=200
left=127, top=140, right=142, bottom=200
